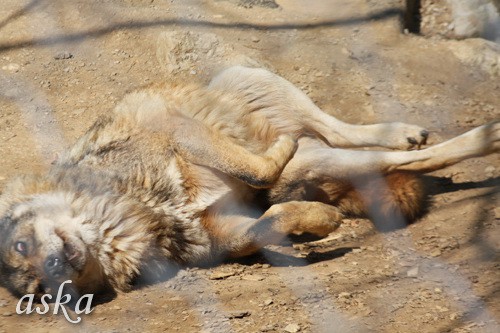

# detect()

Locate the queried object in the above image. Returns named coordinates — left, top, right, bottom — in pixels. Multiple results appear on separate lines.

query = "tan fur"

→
left=0, top=66, right=498, bottom=297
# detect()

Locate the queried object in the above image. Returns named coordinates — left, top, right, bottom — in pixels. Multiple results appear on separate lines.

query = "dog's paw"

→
left=272, top=134, right=298, bottom=162
left=380, top=123, right=430, bottom=150
left=406, top=129, right=429, bottom=150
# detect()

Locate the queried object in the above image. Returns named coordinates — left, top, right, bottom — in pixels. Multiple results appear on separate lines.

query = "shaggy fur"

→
left=0, top=66, right=498, bottom=297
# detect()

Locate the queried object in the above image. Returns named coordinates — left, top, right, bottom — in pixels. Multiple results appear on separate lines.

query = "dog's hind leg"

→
left=209, top=66, right=428, bottom=150
left=269, top=122, right=499, bottom=225
left=132, top=111, right=298, bottom=189
left=275, top=122, right=499, bottom=180
left=207, top=201, right=344, bottom=259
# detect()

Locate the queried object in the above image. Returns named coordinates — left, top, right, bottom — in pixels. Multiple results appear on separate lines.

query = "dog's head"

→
left=0, top=188, right=105, bottom=298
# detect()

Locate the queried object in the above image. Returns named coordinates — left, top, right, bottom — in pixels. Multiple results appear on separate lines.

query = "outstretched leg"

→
left=276, top=122, right=499, bottom=179
left=209, top=66, right=428, bottom=150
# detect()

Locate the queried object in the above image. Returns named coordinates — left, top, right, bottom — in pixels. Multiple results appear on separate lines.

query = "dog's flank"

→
left=0, top=66, right=498, bottom=298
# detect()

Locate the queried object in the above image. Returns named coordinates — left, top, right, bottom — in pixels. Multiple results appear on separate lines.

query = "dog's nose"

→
left=44, top=254, right=64, bottom=278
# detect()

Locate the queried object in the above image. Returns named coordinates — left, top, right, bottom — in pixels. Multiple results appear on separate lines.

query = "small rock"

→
left=341, top=47, right=351, bottom=56
left=2, top=63, right=20, bottom=72
left=225, top=310, right=251, bottom=319
left=112, top=305, right=121, bottom=311
left=450, top=313, right=459, bottom=320
left=2, top=312, right=13, bottom=317
left=430, top=249, right=442, bottom=257
left=484, top=165, right=495, bottom=176
left=251, top=36, right=260, bottom=43
left=264, top=299, right=273, bottom=306
left=338, top=292, right=351, bottom=298
left=54, top=51, right=73, bottom=60
left=0, top=299, right=7, bottom=307
left=407, top=266, right=419, bottom=278
left=283, top=323, right=300, bottom=333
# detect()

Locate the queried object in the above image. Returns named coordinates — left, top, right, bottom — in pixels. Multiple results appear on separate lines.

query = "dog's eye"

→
left=14, top=241, right=28, bottom=256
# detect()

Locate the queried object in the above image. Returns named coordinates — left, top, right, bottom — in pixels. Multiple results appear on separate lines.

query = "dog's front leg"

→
left=222, top=201, right=344, bottom=258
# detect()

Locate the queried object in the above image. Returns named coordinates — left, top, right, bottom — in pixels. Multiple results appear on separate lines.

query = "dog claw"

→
left=417, top=130, right=429, bottom=149
left=407, top=137, right=418, bottom=145
left=407, top=137, right=418, bottom=150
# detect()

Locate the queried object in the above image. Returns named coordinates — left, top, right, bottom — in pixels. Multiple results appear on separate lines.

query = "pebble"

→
left=283, top=323, right=301, bottom=333
left=264, top=299, right=274, bottom=306
left=485, top=165, right=496, bottom=178
left=2, top=312, right=12, bottom=317
left=2, top=63, right=20, bottom=72
left=251, top=36, right=260, bottom=43
left=225, top=310, right=251, bottom=319
left=54, top=51, right=73, bottom=60
left=338, top=292, right=351, bottom=299
left=430, top=249, right=442, bottom=257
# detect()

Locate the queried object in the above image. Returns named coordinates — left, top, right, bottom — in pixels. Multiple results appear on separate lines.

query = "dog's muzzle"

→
left=44, top=254, right=65, bottom=279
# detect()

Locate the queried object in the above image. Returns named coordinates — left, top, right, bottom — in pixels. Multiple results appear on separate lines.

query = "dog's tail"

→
left=338, top=172, right=428, bottom=231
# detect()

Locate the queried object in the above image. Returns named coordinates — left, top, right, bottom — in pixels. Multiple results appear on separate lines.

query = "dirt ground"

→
left=0, top=0, right=499, bottom=332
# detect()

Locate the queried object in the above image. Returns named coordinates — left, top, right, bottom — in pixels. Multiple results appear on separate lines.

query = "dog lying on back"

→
left=0, top=66, right=498, bottom=298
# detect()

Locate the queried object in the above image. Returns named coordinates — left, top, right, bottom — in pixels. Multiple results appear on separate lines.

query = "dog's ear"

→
left=0, top=215, right=15, bottom=246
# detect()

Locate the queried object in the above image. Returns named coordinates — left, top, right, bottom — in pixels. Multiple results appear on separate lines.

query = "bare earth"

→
left=0, top=0, right=499, bottom=332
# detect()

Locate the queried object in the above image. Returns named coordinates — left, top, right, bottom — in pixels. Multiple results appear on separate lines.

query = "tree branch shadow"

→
left=0, top=7, right=402, bottom=52
left=0, top=0, right=44, bottom=30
